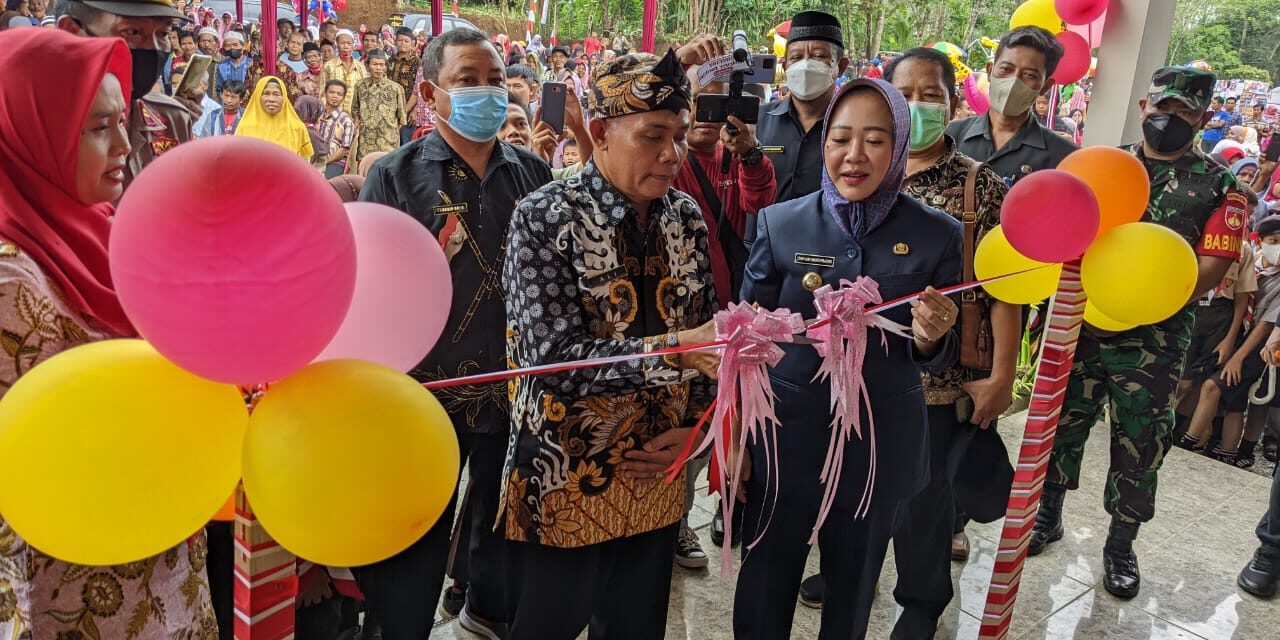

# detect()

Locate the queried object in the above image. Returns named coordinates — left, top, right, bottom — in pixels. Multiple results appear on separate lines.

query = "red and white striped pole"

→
left=233, top=486, right=297, bottom=639
left=978, top=261, right=1086, bottom=638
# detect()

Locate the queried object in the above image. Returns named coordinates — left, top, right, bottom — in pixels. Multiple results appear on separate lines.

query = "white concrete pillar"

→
left=1082, top=0, right=1178, bottom=147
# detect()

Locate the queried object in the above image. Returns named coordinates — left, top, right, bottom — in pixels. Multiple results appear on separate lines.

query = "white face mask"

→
left=1262, top=243, right=1280, bottom=266
left=786, top=59, right=836, bottom=101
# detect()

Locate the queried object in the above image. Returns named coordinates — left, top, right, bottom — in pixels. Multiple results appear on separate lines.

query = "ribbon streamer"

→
left=807, top=278, right=912, bottom=543
left=673, top=303, right=805, bottom=576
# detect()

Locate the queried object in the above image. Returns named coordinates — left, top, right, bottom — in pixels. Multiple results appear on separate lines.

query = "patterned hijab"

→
left=820, top=78, right=910, bottom=238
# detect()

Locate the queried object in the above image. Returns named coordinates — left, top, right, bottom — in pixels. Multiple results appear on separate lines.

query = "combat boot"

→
left=1103, top=520, right=1141, bottom=599
left=1027, top=485, right=1066, bottom=556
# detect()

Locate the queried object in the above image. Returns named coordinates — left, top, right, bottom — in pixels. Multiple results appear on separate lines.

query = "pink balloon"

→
left=964, top=73, right=990, bottom=115
left=315, top=203, right=452, bottom=372
left=1053, top=31, right=1091, bottom=85
left=111, top=137, right=356, bottom=384
left=1055, top=0, right=1107, bottom=26
left=1066, top=9, right=1106, bottom=48
left=1000, top=170, right=1099, bottom=263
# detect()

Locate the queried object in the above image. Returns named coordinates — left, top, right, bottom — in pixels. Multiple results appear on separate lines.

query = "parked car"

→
left=201, top=0, right=297, bottom=25
left=399, top=13, right=482, bottom=37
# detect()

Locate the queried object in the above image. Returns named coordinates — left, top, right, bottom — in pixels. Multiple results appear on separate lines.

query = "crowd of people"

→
left=3, top=1, right=1280, bottom=639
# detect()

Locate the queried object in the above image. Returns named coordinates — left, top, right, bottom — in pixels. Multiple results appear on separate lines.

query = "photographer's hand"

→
left=676, top=34, right=727, bottom=67
left=721, top=115, right=758, bottom=156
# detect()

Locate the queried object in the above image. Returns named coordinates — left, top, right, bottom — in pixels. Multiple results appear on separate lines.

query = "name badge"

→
left=794, top=253, right=835, bottom=268
left=433, top=202, right=469, bottom=216
left=582, top=266, right=627, bottom=289
left=760, top=145, right=785, bottom=155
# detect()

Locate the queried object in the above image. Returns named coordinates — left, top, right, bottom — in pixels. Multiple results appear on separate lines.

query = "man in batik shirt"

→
left=350, top=49, right=406, bottom=162
left=389, top=26, right=422, bottom=144
left=501, top=50, right=719, bottom=639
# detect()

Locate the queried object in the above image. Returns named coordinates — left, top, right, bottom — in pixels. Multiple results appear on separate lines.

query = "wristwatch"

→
left=741, top=146, right=764, bottom=167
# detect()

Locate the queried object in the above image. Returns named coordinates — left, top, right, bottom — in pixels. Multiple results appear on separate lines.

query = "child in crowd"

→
left=560, top=137, right=580, bottom=167
left=1180, top=215, right=1280, bottom=465
left=197, top=79, right=247, bottom=137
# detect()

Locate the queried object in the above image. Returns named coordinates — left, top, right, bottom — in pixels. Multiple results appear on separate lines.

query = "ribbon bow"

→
left=683, top=302, right=805, bottom=576
left=807, top=277, right=911, bottom=542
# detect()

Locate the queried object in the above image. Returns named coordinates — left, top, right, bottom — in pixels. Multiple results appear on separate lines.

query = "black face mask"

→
left=1142, top=113, right=1197, bottom=154
left=128, top=48, right=166, bottom=102
left=227, top=48, right=245, bottom=60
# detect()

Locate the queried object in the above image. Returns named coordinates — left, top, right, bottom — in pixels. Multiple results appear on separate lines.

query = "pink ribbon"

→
left=688, top=302, right=805, bottom=577
left=807, top=277, right=911, bottom=542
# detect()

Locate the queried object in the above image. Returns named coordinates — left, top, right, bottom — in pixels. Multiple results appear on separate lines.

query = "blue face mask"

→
left=438, top=85, right=509, bottom=142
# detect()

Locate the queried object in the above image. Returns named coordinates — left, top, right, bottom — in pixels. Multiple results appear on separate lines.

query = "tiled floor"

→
left=430, top=411, right=1277, bottom=639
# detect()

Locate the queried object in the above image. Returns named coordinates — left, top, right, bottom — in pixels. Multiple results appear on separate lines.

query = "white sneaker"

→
left=675, top=526, right=709, bottom=569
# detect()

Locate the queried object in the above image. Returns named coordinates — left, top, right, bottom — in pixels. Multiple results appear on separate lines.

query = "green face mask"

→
left=908, top=101, right=950, bottom=152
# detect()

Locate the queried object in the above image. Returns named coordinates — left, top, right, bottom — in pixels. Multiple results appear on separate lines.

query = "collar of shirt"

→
left=903, top=135, right=960, bottom=187
left=416, top=130, right=522, bottom=176
left=578, top=161, right=680, bottom=228
left=958, top=112, right=1051, bottom=155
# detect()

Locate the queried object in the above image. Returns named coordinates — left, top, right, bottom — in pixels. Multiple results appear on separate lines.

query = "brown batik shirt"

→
left=901, top=137, right=1006, bottom=406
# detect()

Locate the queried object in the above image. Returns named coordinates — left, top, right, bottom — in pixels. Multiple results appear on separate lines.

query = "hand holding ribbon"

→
left=807, top=277, right=912, bottom=543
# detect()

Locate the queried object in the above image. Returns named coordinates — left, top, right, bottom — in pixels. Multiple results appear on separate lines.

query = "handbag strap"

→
left=960, top=158, right=983, bottom=296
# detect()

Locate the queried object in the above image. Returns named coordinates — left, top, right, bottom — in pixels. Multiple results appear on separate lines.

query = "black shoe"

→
left=711, top=502, right=726, bottom=547
left=1236, top=440, right=1258, bottom=469
left=1028, top=485, right=1066, bottom=557
left=438, top=583, right=466, bottom=620
left=798, top=574, right=824, bottom=609
left=1207, top=445, right=1238, bottom=465
left=1239, top=547, right=1280, bottom=598
left=890, top=607, right=938, bottom=640
left=1174, top=432, right=1203, bottom=452
left=1103, top=521, right=1141, bottom=599
left=459, top=602, right=509, bottom=640
left=710, top=499, right=744, bottom=548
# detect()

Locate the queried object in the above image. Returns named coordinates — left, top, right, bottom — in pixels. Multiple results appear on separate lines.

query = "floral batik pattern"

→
left=0, top=244, right=219, bottom=639
left=501, top=162, right=718, bottom=548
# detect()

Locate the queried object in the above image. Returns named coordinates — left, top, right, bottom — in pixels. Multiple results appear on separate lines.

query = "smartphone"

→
left=541, top=82, right=567, bottom=134
left=176, top=53, right=213, bottom=96
left=694, top=93, right=760, bottom=125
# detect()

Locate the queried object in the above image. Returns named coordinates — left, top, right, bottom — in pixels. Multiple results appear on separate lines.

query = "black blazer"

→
left=740, top=191, right=963, bottom=509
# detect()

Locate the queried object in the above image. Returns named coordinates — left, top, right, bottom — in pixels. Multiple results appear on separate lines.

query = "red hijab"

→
left=0, top=28, right=136, bottom=336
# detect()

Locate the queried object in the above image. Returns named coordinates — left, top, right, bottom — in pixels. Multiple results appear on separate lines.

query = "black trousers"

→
left=355, top=428, right=505, bottom=639
left=505, top=523, right=678, bottom=640
left=892, top=404, right=962, bottom=630
left=205, top=522, right=234, bottom=640
left=445, top=431, right=511, bottom=621
left=733, top=481, right=901, bottom=640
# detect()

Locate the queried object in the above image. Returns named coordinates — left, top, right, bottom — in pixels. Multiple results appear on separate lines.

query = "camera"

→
left=694, top=30, right=775, bottom=126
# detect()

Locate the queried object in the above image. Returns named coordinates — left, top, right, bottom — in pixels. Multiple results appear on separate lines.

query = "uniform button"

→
left=846, top=248, right=857, bottom=258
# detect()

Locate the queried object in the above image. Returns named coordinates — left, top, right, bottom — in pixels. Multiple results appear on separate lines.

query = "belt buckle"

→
left=961, top=290, right=978, bottom=303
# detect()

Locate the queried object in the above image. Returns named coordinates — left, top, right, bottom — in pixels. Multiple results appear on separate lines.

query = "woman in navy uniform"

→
left=732, top=78, right=962, bottom=640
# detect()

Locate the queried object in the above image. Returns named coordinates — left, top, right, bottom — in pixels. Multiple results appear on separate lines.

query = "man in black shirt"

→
left=946, top=26, right=1078, bottom=186
left=359, top=28, right=553, bottom=640
left=755, top=10, right=849, bottom=206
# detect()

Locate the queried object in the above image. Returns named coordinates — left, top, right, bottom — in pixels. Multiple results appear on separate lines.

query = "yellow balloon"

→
left=1081, top=223, right=1199, bottom=325
left=243, top=360, right=459, bottom=566
left=1010, top=0, right=1064, bottom=32
left=1084, top=302, right=1137, bottom=332
left=0, top=339, right=247, bottom=565
left=975, top=226, right=1063, bottom=304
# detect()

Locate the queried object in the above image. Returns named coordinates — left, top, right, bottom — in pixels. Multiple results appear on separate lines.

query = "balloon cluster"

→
left=1006, top=0, right=1106, bottom=84
left=977, top=146, right=1200, bottom=331
left=0, top=137, right=459, bottom=567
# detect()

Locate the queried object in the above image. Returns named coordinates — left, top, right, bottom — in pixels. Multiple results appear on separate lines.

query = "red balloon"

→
left=1000, top=170, right=1099, bottom=263
left=1053, top=31, right=1091, bottom=85
left=333, top=0, right=346, bottom=10
left=1055, top=0, right=1107, bottom=26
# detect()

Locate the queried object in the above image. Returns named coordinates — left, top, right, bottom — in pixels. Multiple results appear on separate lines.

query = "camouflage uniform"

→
left=1048, top=144, right=1247, bottom=524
